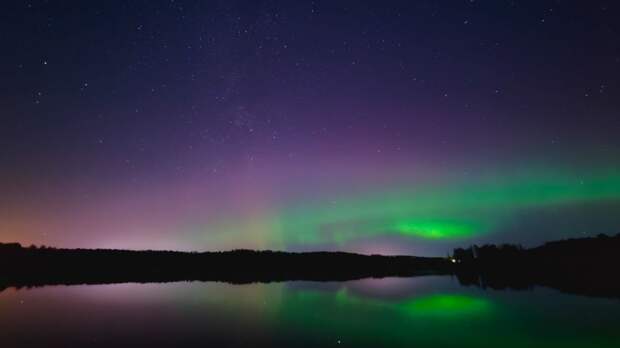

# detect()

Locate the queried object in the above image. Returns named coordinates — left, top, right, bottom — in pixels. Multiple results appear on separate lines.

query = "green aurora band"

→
left=196, top=168, right=620, bottom=249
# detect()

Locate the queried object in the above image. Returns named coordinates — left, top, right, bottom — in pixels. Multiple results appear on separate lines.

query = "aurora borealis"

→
left=2, top=1, right=620, bottom=255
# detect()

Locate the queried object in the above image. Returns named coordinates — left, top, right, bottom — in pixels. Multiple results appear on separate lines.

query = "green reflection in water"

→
left=329, top=288, right=493, bottom=319
left=275, top=289, right=495, bottom=346
left=402, top=294, right=491, bottom=317
left=273, top=285, right=619, bottom=348
left=1, top=281, right=619, bottom=348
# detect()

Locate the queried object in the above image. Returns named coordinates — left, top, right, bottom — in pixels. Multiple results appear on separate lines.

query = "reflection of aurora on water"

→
left=272, top=279, right=620, bottom=348
left=2, top=278, right=619, bottom=348
left=401, top=294, right=492, bottom=317
left=292, top=285, right=494, bottom=320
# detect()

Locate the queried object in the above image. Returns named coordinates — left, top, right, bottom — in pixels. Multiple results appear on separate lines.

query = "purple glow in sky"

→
left=2, top=1, right=620, bottom=255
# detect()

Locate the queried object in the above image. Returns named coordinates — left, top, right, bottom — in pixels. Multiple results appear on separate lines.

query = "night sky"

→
left=2, top=1, right=620, bottom=255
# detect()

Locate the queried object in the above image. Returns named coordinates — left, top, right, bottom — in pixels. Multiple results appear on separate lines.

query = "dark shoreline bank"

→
left=0, top=246, right=451, bottom=290
left=1, top=234, right=620, bottom=299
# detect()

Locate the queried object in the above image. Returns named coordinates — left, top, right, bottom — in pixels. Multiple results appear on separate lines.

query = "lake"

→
left=1, top=276, right=618, bottom=347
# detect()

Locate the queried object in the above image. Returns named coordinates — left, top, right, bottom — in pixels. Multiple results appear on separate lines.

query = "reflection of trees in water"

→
left=453, top=233, right=620, bottom=298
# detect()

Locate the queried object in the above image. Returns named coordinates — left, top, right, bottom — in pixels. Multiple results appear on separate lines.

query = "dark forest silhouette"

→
left=452, top=233, right=620, bottom=298
left=1, top=233, right=619, bottom=298
left=0, top=244, right=450, bottom=292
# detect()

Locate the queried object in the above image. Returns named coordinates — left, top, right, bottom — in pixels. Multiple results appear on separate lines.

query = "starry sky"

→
left=2, top=0, right=620, bottom=255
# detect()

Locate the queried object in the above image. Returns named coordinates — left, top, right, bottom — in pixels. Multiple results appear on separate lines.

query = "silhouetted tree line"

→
left=0, top=244, right=450, bottom=292
left=2, top=234, right=619, bottom=298
left=452, top=233, right=620, bottom=298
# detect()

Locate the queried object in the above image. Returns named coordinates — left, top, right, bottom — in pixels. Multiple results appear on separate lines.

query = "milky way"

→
left=2, top=1, right=620, bottom=255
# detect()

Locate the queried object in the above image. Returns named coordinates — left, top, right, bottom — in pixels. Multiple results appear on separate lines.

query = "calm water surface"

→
left=1, top=276, right=619, bottom=347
